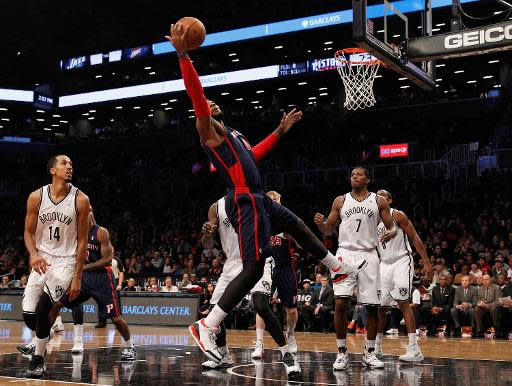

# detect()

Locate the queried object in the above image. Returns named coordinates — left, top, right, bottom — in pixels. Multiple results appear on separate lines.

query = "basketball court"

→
left=0, top=321, right=510, bottom=385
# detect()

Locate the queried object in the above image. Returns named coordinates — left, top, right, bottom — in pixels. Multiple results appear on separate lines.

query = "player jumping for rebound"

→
left=166, top=22, right=365, bottom=376
left=374, top=190, right=433, bottom=361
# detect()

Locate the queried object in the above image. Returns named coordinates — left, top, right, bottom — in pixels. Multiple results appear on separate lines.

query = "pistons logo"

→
left=270, top=235, right=283, bottom=246
left=399, top=288, right=408, bottom=297
left=106, top=304, right=114, bottom=314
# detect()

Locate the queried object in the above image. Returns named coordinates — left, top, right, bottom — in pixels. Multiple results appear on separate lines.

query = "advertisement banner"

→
left=121, top=45, right=152, bottom=60
left=380, top=143, right=409, bottom=158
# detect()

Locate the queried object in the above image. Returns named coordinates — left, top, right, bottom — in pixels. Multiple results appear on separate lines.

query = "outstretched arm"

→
left=252, top=108, right=303, bottom=163
left=314, top=196, right=344, bottom=236
left=165, top=23, right=222, bottom=147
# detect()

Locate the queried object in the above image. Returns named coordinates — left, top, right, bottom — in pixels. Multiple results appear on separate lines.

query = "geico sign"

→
left=444, top=24, right=512, bottom=49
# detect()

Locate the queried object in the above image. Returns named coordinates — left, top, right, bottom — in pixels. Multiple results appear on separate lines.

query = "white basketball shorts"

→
left=380, top=256, right=414, bottom=307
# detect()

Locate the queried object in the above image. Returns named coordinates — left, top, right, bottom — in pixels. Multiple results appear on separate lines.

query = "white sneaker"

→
left=71, top=338, right=84, bottom=354
left=52, top=323, right=65, bottom=333
left=399, top=344, right=424, bottom=362
left=202, top=349, right=233, bottom=369
left=386, top=328, right=399, bottom=335
left=362, top=348, right=384, bottom=368
left=282, top=352, right=301, bottom=376
left=189, top=319, right=222, bottom=363
left=330, top=256, right=368, bottom=284
left=287, top=334, right=298, bottom=354
left=71, top=353, right=83, bottom=380
left=251, top=340, right=264, bottom=359
left=333, top=350, right=349, bottom=371
left=374, top=341, right=384, bottom=359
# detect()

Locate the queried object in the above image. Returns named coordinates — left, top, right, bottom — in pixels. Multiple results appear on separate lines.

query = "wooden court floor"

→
left=0, top=321, right=510, bottom=385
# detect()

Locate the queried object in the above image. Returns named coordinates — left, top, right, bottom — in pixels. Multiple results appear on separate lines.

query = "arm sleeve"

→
left=179, top=56, right=211, bottom=117
left=251, top=132, right=280, bottom=163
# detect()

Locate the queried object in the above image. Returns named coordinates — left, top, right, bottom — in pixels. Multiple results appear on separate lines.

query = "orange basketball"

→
left=177, top=17, right=206, bottom=51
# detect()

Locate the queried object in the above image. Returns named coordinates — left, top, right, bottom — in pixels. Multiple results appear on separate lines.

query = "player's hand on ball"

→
left=69, top=276, right=81, bottom=302
left=30, top=253, right=51, bottom=275
left=165, top=22, right=190, bottom=54
left=314, top=213, right=325, bottom=225
left=202, top=221, right=217, bottom=236
left=278, top=108, right=303, bottom=134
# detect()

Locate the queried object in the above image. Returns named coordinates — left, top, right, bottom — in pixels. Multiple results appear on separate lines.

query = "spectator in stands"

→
left=312, top=273, right=323, bottom=290
left=412, top=264, right=423, bottom=288
left=142, top=259, right=156, bottom=273
left=478, top=257, right=491, bottom=275
left=151, top=251, right=164, bottom=271
left=199, top=282, right=215, bottom=316
left=179, top=273, right=191, bottom=290
left=450, top=275, right=478, bottom=337
left=497, top=274, right=507, bottom=290
left=162, top=257, right=173, bottom=274
left=190, top=273, right=198, bottom=285
left=161, top=276, right=179, bottom=292
left=0, top=275, right=11, bottom=289
left=196, top=260, right=210, bottom=276
left=417, top=277, right=433, bottom=328
left=490, top=257, right=507, bottom=282
left=470, top=263, right=483, bottom=281
left=432, top=259, right=450, bottom=285
left=496, top=240, right=509, bottom=259
left=447, top=274, right=455, bottom=288
left=147, top=276, right=160, bottom=292
left=183, top=259, right=196, bottom=276
left=198, top=276, right=208, bottom=288
left=454, top=264, right=475, bottom=285
left=475, top=274, right=502, bottom=338
left=127, top=257, right=141, bottom=275
left=475, top=276, right=484, bottom=289
left=169, top=262, right=181, bottom=277
left=20, top=274, right=28, bottom=288
left=301, top=276, right=334, bottom=332
left=297, top=279, right=314, bottom=331
left=427, top=274, right=454, bottom=336
left=208, top=258, right=222, bottom=277
left=123, top=278, right=138, bottom=291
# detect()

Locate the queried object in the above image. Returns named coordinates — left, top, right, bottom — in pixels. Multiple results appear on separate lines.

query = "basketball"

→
left=176, top=16, right=206, bottom=50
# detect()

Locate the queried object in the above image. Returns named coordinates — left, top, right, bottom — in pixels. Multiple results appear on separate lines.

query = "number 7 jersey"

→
left=35, top=184, right=79, bottom=257
left=338, top=192, right=380, bottom=252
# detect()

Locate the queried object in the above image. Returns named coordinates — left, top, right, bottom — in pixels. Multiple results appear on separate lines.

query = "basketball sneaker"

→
left=121, top=346, right=137, bottom=361
left=72, top=352, right=84, bottom=380
left=71, top=337, right=84, bottom=354
left=330, top=256, right=368, bottom=284
left=52, top=322, right=65, bottom=333
left=202, top=347, right=233, bottom=369
left=333, top=349, right=349, bottom=371
left=17, top=342, right=35, bottom=356
left=251, top=340, right=264, bottom=359
left=287, top=333, right=298, bottom=354
left=25, top=355, right=45, bottom=378
left=399, top=344, right=424, bottom=362
left=189, top=319, right=222, bottom=363
left=282, top=352, right=301, bottom=376
left=374, top=341, right=384, bottom=359
left=362, top=348, right=384, bottom=368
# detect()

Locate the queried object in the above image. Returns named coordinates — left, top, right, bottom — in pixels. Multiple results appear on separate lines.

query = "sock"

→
left=123, top=338, right=134, bottom=348
left=34, top=337, right=47, bottom=357
left=376, top=333, right=383, bottom=343
left=408, top=332, right=417, bottom=345
left=287, top=326, right=295, bottom=336
left=204, top=305, right=228, bottom=328
left=54, top=316, right=62, bottom=325
left=321, top=252, right=340, bottom=271
left=336, top=338, right=346, bottom=351
left=366, top=339, right=375, bottom=350
left=74, top=324, right=83, bottom=340
left=279, top=344, right=290, bottom=356
left=256, top=328, right=264, bottom=342
left=219, top=345, right=229, bottom=355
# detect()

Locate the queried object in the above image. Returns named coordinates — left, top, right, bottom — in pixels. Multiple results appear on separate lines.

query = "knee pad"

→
left=72, top=306, right=84, bottom=325
left=23, top=312, right=37, bottom=331
left=35, top=292, right=53, bottom=339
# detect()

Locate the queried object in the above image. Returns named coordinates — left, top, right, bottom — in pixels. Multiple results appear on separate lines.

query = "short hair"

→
left=461, top=275, right=470, bottom=281
left=439, top=274, right=447, bottom=280
left=352, top=166, right=370, bottom=179
left=378, top=189, right=392, bottom=200
left=47, top=155, right=60, bottom=175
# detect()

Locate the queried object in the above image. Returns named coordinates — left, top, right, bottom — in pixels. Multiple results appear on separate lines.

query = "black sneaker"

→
left=25, top=355, right=45, bottom=378
left=94, top=323, right=107, bottom=328
left=17, top=343, right=35, bottom=356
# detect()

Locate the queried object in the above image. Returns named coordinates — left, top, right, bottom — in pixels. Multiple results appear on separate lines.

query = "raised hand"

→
left=165, top=22, right=190, bottom=55
left=277, top=108, right=303, bottom=134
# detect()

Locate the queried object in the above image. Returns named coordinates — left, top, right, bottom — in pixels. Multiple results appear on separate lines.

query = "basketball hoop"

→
left=334, top=48, right=382, bottom=111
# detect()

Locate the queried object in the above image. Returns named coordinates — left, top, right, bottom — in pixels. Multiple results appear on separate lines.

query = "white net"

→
left=335, top=49, right=381, bottom=111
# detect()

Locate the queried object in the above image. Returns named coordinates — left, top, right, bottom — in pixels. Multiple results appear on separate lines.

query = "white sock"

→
left=219, top=345, right=229, bottom=355
left=376, top=333, right=383, bottom=343
left=74, top=324, right=83, bottom=340
left=34, top=337, right=47, bottom=357
left=321, top=252, right=340, bottom=271
left=123, top=338, right=134, bottom=348
left=54, top=316, right=62, bottom=325
left=279, top=344, right=290, bottom=356
left=336, top=338, right=346, bottom=349
left=204, top=305, right=228, bottom=328
left=408, top=332, right=417, bottom=345
left=287, top=326, right=295, bottom=336
left=366, top=339, right=375, bottom=349
left=256, top=328, right=264, bottom=342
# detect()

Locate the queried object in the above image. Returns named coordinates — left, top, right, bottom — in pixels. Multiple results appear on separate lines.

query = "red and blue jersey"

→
left=202, top=126, right=263, bottom=192
left=270, top=234, right=294, bottom=267
left=86, top=224, right=110, bottom=271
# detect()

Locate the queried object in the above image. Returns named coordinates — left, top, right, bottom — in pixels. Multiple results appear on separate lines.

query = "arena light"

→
left=115, top=106, right=123, bottom=109
left=488, top=60, right=499, bottom=63
left=228, top=53, right=237, bottom=56
left=221, top=92, right=230, bottom=95
left=88, top=116, right=94, bottom=120
left=145, top=66, right=152, bottom=70
left=436, top=78, right=443, bottom=81
left=161, top=102, right=168, bottom=105
left=133, top=106, right=141, bottom=110
left=436, top=63, right=446, bottom=67
left=278, top=87, right=287, bottom=91
left=36, top=118, right=44, bottom=122
left=483, top=75, right=493, bottom=79
left=1, top=118, right=10, bottom=121
left=43, top=128, right=51, bottom=131
left=149, top=71, right=156, bottom=75
left=0, top=107, right=7, bottom=111
left=52, top=114, right=61, bottom=117
left=256, top=90, right=264, bottom=93
left=467, top=80, right=477, bottom=84
left=297, top=81, right=307, bottom=85
left=319, top=92, right=328, bottom=96
left=52, top=124, right=59, bottom=127
left=274, top=46, right=284, bottom=49
left=324, top=41, right=333, bottom=45
left=36, top=110, right=45, bottom=113
left=165, top=107, right=173, bottom=110
left=169, top=99, right=178, bottom=102
left=60, top=120, right=68, bottom=123
left=235, top=97, right=244, bottom=101
left=454, top=70, right=464, bottom=73
left=59, top=66, right=280, bottom=107
left=318, top=87, right=327, bottom=90
left=232, top=58, right=240, bottom=62
left=0, top=89, right=33, bottom=102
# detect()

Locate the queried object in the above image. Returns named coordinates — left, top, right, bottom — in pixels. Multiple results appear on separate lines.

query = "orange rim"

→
left=334, top=48, right=382, bottom=66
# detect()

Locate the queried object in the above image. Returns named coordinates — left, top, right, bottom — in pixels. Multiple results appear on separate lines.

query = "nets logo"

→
left=301, top=14, right=341, bottom=29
